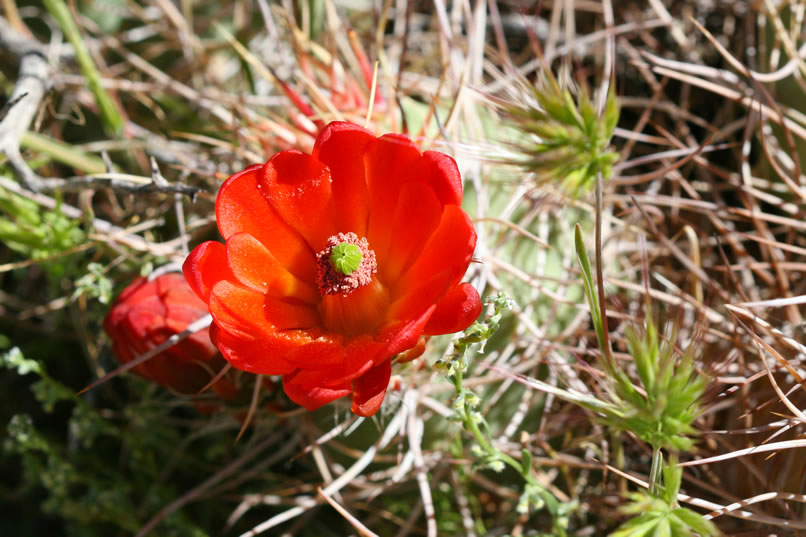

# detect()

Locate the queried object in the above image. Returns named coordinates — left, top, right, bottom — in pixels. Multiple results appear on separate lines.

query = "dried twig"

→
left=0, top=16, right=51, bottom=191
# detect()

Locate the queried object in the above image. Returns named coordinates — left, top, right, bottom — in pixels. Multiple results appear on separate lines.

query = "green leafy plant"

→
left=506, top=72, right=620, bottom=197
left=72, top=262, right=114, bottom=305
left=575, top=225, right=708, bottom=483
left=1, top=347, right=212, bottom=535
left=612, top=458, right=718, bottom=537
left=574, top=226, right=716, bottom=534
left=605, top=321, right=706, bottom=454
left=0, top=188, right=85, bottom=278
left=437, top=293, right=576, bottom=536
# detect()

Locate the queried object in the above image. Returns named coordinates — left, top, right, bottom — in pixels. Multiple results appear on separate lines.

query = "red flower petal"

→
left=284, top=334, right=383, bottom=385
left=324, top=337, right=384, bottom=385
left=182, top=241, right=234, bottom=302
left=208, top=280, right=319, bottom=338
left=259, top=151, right=335, bottom=251
left=376, top=180, right=442, bottom=284
left=216, top=164, right=316, bottom=282
left=422, top=151, right=463, bottom=206
left=226, top=232, right=319, bottom=303
left=282, top=368, right=352, bottom=411
left=387, top=269, right=455, bottom=323
left=210, top=323, right=297, bottom=375
left=122, top=306, right=162, bottom=342
left=394, top=205, right=476, bottom=296
left=397, top=337, right=427, bottom=363
left=161, top=280, right=207, bottom=308
left=313, top=122, right=374, bottom=236
left=284, top=337, right=347, bottom=368
left=364, top=134, right=424, bottom=255
left=163, top=297, right=210, bottom=334
left=350, top=359, right=392, bottom=417
left=378, top=304, right=436, bottom=358
left=110, top=276, right=146, bottom=305
left=423, top=282, right=481, bottom=335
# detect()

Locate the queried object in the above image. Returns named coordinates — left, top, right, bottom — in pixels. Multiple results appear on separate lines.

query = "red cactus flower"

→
left=183, top=121, right=481, bottom=416
left=104, top=273, right=238, bottom=399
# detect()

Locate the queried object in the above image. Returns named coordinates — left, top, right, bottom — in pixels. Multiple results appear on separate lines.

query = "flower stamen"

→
left=316, top=232, right=377, bottom=296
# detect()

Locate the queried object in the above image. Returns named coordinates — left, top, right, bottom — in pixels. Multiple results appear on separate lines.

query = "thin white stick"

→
left=405, top=389, right=436, bottom=537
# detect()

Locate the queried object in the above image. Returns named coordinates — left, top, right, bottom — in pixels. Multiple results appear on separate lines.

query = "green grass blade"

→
left=43, top=0, right=124, bottom=135
left=575, top=224, right=608, bottom=359
left=22, top=132, right=108, bottom=174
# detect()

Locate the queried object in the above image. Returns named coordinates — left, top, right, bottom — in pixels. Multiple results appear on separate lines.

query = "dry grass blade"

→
left=197, top=363, right=233, bottom=396
left=733, top=317, right=806, bottom=424
left=234, top=375, right=265, bottom=444
left=318, top=487, right=381, bottom=537
left=78, top=314, right=212, bottom=395
left=404, top=389, right=436, bottom=537
left=706, top=492, right=806, bottom=520
left=679, top=439, right=806, bottom=467
left=239, top=408, right=405, bottom=536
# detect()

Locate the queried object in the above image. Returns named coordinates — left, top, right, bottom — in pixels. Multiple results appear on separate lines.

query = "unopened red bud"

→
left=104, top=273, right=228, bottom=396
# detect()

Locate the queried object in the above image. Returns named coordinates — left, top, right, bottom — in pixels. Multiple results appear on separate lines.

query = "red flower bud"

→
left=104, top=273, right=235, bottom=397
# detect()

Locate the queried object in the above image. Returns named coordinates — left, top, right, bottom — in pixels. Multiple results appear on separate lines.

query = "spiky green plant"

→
left=612, top=458, right=719, bottom=537
left=575, top=225, right=707, bottom=455
left=605, top=321, right=706, bottom=454
left=575, top=226, right=716, bottom=534
left=506, top=72, right=619, bottom=197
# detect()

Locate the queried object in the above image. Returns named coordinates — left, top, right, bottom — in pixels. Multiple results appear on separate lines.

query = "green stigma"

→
left=330, top=243, right=363, bottom=275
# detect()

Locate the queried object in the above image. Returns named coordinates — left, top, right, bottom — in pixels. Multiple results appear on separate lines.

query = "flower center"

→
left=329, top=243, right=363, bottom=275
left=316, top=232, right=377, bottom=296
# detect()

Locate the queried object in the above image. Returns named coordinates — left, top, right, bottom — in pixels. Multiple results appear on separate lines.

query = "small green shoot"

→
left=73, top=262, right=114, bottom=304
left=575, top=224, right=609, bottom=362
left=22, top=132, right=109, bottom=175
left=574, top=226, right=708, bottom=456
